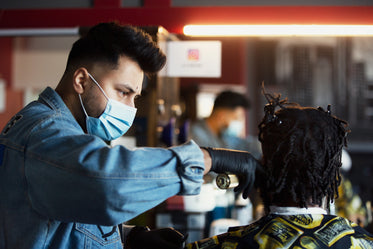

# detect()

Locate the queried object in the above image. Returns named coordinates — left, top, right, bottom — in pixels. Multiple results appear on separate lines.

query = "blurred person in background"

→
left=189, top=91, right=262, bottom=237
left=190, top=90, right=261, bottom=159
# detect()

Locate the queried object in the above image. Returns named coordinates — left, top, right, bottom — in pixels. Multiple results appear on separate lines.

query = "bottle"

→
left=216, top=173, right=239, bottom=189
left=231, top=195, right=253, bottom=225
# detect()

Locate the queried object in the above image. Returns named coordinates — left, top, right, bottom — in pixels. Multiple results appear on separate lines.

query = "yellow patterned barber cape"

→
left=185, top=214, right=373, bottom=249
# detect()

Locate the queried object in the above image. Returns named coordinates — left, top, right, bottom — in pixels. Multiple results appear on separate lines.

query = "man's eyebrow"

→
left=118, top=83, right=141, bottom=96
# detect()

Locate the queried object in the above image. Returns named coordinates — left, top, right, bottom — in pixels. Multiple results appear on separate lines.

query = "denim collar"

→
left=39, top=87, right=71, bottom=115
left=38, top=86, right=79, bottom=128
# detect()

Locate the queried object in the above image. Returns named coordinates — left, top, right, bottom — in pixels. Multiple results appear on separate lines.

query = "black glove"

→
left=126, top=226, right=187, bottom=249
left=203, top=147, right=259, bottom=199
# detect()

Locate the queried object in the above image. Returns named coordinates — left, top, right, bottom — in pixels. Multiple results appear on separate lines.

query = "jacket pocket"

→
left=75, top=223, right=121, bottom=248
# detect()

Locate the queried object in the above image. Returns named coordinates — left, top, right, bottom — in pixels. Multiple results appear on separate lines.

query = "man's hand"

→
left=202, top=147, right=260, bottom=199
left=126, top=226, right=187, bottom=249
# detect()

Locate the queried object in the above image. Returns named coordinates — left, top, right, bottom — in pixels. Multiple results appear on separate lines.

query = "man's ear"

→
left=72, top=68, right=90, bottom=94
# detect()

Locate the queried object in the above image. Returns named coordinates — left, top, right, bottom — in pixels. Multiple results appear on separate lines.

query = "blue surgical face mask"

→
left=78, top=73, right=137, bottom=141
left=223, top=120, right=244, bottom=137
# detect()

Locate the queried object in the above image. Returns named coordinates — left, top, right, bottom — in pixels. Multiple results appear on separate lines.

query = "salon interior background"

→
left=1, top=0, right=373, bottom=209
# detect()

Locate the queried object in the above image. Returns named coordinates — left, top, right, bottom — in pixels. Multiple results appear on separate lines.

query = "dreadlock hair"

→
left=257, top=90, right=350, bottom=213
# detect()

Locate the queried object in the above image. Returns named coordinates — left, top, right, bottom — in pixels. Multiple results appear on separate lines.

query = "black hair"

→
left=64, top=22, right=166, bottom=76
left=257, top=90, right=350, bottom=212
left=213, top=91, right=250, bottom=111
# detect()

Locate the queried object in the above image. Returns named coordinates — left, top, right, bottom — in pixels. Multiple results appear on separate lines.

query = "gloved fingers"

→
left=157, top=228, right=187, bottom=243
left=234, top=174, right=254, bottom=199
left=242, top=180, right=253, bottom=199
left=241, top=157, right=259, bottom=198
left=233, top=174, right=249, bottom=198
left=182, top=233, right=189, bottom=242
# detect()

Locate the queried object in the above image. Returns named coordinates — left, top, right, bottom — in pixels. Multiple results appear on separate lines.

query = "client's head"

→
left=257, top=91, right=350, bottom=212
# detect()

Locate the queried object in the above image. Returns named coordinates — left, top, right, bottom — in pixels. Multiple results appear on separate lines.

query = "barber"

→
left=0, top=22, right=258, bottom=249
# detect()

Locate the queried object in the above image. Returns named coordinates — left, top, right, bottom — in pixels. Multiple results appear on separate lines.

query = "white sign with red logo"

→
left=0, top=78, right=5, bottom=113
left=166, top=41, right=221, bottom=78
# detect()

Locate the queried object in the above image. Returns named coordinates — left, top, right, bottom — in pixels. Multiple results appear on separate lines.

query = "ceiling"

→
left=0, top=1, right=373, bottom=34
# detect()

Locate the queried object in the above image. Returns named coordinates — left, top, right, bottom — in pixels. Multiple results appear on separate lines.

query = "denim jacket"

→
left=0, top=87, right=205, bottom=249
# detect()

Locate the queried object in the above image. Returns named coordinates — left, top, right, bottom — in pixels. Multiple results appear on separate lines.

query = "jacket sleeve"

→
left=25, top=114, right=205, bottom=226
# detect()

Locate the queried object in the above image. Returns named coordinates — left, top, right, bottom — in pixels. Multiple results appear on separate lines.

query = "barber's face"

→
left=83, top=56, right=144, bottom=118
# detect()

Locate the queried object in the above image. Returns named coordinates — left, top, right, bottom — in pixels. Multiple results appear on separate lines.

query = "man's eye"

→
left=119, top=91, right=129, bottom=97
